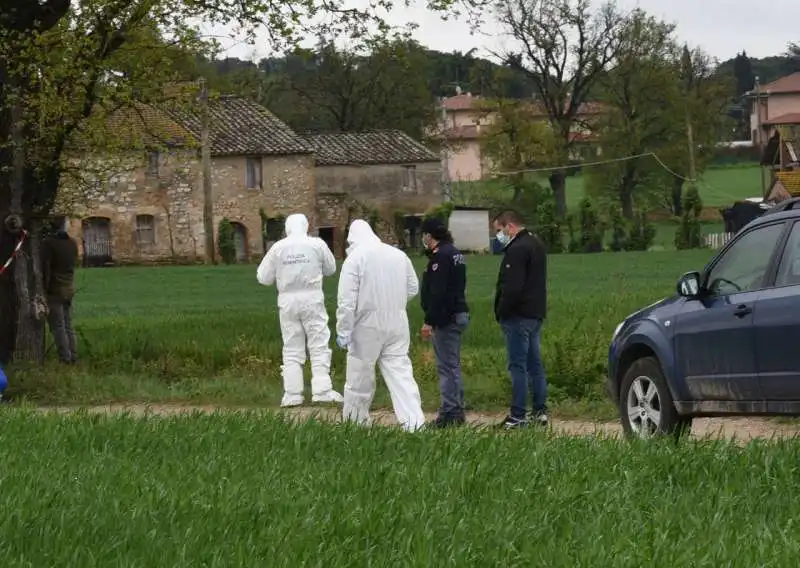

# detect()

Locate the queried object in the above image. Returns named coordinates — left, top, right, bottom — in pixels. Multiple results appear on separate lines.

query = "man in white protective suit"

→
left=335, top=219, right=426, bottom=432
left=256, top=213, right=344, bottom=407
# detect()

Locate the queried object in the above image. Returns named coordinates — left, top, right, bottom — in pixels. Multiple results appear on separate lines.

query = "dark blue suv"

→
left=608, top=197, right=800, bottom=438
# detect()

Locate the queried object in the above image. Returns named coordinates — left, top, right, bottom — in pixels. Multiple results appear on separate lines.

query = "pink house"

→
left=435, top=92, right=604, bottom=182
left=748, top=72, right=800, bottom=148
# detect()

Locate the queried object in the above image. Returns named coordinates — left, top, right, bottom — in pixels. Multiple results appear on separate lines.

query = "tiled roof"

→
left=762, top=72, right=800, bottom=94
left=764, top=113, right=800, bottom=126
left=437, top=124, right=597, bottom=142
left=442, top=93, right=483, bottom=111
left=162, top=95, right=313, bottom=156
left=747, top=73, right=800, bottom=96
left=302, top=130, right=439, bottom=165
left=440, top=94, right=607, bottom=116
left=72, top=103, right=194, bottom=151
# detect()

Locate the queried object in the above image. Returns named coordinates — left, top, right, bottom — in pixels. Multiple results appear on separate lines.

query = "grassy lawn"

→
left=452, top=164, right=765, bottom=213
left=560, top=165, right=764, bottom=210
left=1, top=410, right=798, bottom=566
left=6, top=249, right=715, bottom=412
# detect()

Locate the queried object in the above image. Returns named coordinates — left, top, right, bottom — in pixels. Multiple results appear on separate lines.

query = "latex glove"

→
left=336, top=335, right=349, bottom=350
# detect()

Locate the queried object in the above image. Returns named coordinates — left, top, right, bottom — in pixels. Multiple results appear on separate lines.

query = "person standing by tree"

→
left=419, top=217, right=469, bottom=428
left=493, top=210, right=549, bottom=429
left=42, top=217, right=79, bottom=364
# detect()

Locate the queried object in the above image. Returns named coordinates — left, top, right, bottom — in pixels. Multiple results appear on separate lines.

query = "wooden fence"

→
left=704, top=232, right=735, bottom=250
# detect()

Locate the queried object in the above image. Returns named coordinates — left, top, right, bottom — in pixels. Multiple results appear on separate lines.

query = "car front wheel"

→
left=620, top=356, right=692, bottom=440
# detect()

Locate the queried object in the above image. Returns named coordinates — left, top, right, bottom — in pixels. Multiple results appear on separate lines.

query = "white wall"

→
left=449, top=209, right=489, bottom=252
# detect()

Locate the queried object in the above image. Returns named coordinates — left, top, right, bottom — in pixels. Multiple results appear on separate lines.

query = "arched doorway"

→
left=230, top=222, right=248, bottom=263
left=82, top=217, right=113, bottom=267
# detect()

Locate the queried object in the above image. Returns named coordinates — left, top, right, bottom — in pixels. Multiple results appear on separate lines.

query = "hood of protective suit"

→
left=346, top=219, right=380, bottom=253
left=284, top=214, right=309, bottom=237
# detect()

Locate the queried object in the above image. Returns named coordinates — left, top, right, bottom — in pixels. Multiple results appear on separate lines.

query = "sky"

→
left=209, top=0, right=798, bottom=65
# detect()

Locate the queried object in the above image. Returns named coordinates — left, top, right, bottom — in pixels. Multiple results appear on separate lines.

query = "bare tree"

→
left=495, top=0, right=627, bottom=216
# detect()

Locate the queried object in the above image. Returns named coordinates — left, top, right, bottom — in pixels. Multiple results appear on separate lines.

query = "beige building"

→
left=304, top=130, right=442, bottom=257
left=746, top=72, right=800, bottom=202
left=69, top=98, right=442, bottom=264
left=748, top=72, right=800, bottom=148
left=435, top=92, right=604, bottom=182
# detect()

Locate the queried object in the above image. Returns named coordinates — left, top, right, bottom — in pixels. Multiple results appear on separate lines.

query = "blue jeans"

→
left=500, top=317, right=548, bottom=420
left=432, top=312, right=469, bottom=418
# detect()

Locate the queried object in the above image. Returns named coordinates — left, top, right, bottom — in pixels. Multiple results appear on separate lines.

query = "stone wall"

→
left=65, top=150, right=316, bottom=264
left=315, top=161, right=442, bottom=253
left=211, top=154, right=316, bottom=261
left=316, top=193, right=349, bottom=257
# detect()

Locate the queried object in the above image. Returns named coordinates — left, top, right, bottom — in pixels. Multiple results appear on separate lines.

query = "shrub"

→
left=625, top=211, right=656, bottom=251
left=392, top=210, right=407, bottom=249
left=674, top=185, right=704, bottom=250
left=569, top=198, right=604, bottom=253
left=608, top=208, right=627, bottom=252
left=534, top=197, right=564, bottom=254
left=217, top=218, right=236, bottom=264
left=424, top=202, right=454, bottom=223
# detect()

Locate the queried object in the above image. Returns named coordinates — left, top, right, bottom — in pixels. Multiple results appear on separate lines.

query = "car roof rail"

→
left=764, top=197, right=800, bottom=215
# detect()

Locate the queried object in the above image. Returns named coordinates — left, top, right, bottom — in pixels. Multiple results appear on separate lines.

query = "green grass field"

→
left=1, top=410, right=799, bottom=566
left=560, top=164, right=764, bottom=210
left=452, top=163, right=764, bottom=214
left=7, top=249, right=715, bottom=413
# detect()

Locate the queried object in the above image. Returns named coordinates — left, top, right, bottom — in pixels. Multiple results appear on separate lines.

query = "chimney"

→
left=455, top=85, right=462, bottom=95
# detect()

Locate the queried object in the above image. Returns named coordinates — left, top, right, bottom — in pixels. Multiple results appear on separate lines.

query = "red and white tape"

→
left=0, top=230, right=28, bottom=276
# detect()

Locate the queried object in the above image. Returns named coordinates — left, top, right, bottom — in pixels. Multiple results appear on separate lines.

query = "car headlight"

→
left=612, top=321, right=624, bottom=341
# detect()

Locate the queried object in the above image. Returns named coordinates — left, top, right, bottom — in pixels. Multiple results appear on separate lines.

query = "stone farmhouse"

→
left=65, top=96, right=442, bottom=264
left=305, top=130, right=441, bottom=257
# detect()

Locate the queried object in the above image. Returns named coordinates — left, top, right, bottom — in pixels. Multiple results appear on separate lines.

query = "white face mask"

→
left=496, top=230, right=511, bottom=246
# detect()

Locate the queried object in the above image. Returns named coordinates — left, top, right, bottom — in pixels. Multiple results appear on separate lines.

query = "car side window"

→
left=775, top=222, right=800, bottom=287
left=706, top=223, right=784, bottom=296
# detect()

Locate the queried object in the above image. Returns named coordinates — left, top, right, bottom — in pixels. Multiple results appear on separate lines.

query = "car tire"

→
left=619, top=356, right=692, bottom=440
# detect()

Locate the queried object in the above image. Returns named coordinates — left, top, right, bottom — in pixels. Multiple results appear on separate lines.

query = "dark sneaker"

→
left=530, top=410, right=549, bottom=427
left=498, top=415, right=528, bottom=430
left=427, top=415, right=466, bottom=429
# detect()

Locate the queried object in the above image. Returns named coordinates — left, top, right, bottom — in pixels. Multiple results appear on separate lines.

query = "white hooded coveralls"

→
left=336, top=219, right=425, bottom=432
left=256, top=214, right=342, bottom=406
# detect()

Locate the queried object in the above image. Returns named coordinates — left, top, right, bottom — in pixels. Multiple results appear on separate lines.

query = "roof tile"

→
left=303, top=130, right=439, bottom=166
left=762, top=72, right=800, bottom=95
left=162, top=95, right=313, bottom=156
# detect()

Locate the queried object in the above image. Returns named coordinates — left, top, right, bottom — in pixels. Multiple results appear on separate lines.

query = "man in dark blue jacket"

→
left=419, top=217, right=469, bottom=428
left=493, top=209, right=549, bottom=429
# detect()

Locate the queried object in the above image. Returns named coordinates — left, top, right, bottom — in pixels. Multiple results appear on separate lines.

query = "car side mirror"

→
left=677, top=271, right=702, bottom=297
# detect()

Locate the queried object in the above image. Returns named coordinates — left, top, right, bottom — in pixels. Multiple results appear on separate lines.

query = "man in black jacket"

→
left=420, top=217, right=469, bottom=427
left=42, top=217, right=79, bottom=364
left=493, top=209, right=548, bottom=429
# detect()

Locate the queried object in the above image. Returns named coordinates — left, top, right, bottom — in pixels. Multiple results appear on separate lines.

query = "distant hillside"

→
left=717, top=51, right=799, bottom=96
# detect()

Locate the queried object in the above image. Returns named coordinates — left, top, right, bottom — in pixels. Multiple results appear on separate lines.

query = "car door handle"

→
left=733, top=304, right=753, bottom=318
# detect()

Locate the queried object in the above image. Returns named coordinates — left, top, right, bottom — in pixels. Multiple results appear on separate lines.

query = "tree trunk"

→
left=12, top=234, right=46, bottom=362
left=619, top=168, right=636, bottom=219
left=549, top=171, right=567, bottom=218
left=620, top=187, right=634, bottom=219
left=0, top=229, right=17, bottom=366
left=671, top=176, right=684, bottom=216
left=511, top=172, right=524, bottom=201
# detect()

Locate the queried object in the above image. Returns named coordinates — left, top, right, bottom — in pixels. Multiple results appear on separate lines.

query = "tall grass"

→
left=8, top=250, right=715, bottom=411
left=0, top=410, right=798, bottom=566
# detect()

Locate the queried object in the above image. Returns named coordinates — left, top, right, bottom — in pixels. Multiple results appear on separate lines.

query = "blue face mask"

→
left=496, top=231, right=511, bottom=246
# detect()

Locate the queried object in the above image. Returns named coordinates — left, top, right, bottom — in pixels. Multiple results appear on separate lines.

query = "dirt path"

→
left=31, top=404, right=800, bottom=442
